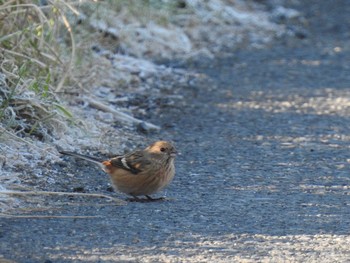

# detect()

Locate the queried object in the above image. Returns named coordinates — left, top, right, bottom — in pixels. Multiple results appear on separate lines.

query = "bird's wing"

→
left=108, top=150, right=152, bottom=174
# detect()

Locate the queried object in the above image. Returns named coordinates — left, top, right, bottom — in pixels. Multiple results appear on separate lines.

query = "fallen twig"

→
left=83, top=96, right=160, bottom=131
left=0, top=190, right=127, bottom=205
left=0, top=213, right=102, bottom=219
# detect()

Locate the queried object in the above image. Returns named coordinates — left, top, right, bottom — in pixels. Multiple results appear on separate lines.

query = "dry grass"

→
left=0, top=0, right=83, bottom=141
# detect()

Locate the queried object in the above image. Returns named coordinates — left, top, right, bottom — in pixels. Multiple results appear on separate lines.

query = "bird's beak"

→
left=170, top=149, right=177, bottom=157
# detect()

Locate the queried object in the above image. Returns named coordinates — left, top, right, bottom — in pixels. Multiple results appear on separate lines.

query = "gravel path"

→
left=2, top=1, right=350, bottom=262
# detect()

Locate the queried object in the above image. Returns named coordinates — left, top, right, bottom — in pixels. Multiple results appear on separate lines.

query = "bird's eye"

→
left=160, top=147, right=166, bottom=152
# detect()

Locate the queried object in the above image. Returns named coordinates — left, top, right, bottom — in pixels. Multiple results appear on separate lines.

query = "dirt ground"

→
left=2, top=0, right=350, bottom=262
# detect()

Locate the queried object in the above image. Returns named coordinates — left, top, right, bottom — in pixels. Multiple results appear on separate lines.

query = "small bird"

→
left=59, top=141, right=176, bottom=202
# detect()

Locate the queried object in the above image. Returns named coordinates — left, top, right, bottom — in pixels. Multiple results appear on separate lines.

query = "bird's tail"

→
left=59, top=151, right=105, bottom=169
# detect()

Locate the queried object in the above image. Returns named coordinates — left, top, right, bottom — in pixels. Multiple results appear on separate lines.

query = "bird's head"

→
left=146, top=141, right=177, bottom=158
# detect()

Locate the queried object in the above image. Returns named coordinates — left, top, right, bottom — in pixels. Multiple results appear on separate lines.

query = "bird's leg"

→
left=126, top=195, right=142, bottom=202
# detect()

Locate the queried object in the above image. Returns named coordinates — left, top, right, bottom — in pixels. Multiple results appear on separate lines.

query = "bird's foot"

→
left=145, top=195, right=166, bottom=201
left=126, top=195, right=170, bottom=202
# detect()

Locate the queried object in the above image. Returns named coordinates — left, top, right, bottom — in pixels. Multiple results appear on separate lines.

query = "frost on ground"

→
left=45, top=234, right=350, bottom=262
left=87, top=0, right=292, bottom=59
left=0, top=0, right=302, bottom=210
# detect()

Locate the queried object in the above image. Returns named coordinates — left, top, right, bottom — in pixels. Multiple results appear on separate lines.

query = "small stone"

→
left=73, top=187, right=85, bottom=193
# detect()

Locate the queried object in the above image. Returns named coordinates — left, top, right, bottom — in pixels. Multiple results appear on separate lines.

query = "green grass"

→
left=0, top=0, right=78, bottom=139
